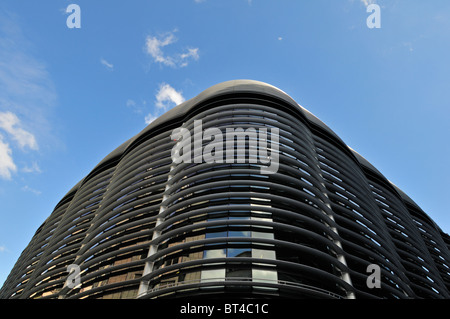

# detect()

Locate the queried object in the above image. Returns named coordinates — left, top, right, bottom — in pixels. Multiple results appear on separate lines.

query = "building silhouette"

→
left=1, top=80, right=450, bottom=299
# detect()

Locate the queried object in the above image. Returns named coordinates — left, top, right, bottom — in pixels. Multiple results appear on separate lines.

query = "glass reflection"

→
left=253, top=269, right=277, bottom=282
left=227, top=248, right=251, bottom=258
left=228, top=230, right=250, bottom=237
left=201, top=268, right=225, bottom=282
left=203, top=249, right=226, bottom=259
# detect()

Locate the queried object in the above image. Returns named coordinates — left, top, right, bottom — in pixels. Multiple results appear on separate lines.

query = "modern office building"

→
left=1, top=80, right=450, bottom=299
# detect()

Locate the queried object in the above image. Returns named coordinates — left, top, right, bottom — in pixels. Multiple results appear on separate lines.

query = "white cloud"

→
left=0, top=245, right=7, bottom=253
left=100, top=58, right=114, bottom=70
left=179, top=48, right=200, bottom=67
left=144, top=113, right=158, bottom=125
left=0, top=134, right=16, bottom=180
left=126, top=99, right=147, bottom=115
left=22, top=161, right=42, bottom=174
left=21, top=185, right=41, bottom=195
left=145, top=31, right=199, bottom=68
left=0, top=111, right=38, bottom=180
left=0, top=15, right=57, bottom=117
left=143, top=83, right=185, bottom=125
left=155, top=83, right=185, bottom=109
left=146, top=32, right=177, bottom=67
left=126, top=99, right=136, bottom=108
left=0, top=11, right=56, bottom=181
left=0, top=111, right=38, bottom=151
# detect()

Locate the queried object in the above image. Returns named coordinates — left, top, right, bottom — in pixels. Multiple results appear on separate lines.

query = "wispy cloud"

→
left=0, top=11, right=57, bottom=181
left=0, top=135, right=16, bottom=180
left=126, top=99, right=136, bottom=108
left=146, top=32, right=176, bottom=66
left=145, top=30, right=199, bottom=68
left=0, top=13, right=57, bottom=116
left=0, top=111, right=38, bottom=151
left=144, top=113, right=158, bottom=125
left=21, top=185, right=41, bottom=195
left=0, top=245, right=7, bottom=253
left=155, top=83, right=185, bottom=109
left=179, top=48, right=199, bottom=67
left=126, top=98, right=147, bottom=115
left=144, top=83, right=185, bottom=125
left=22, top=161, right=42, bottom=174
left=0, top=111, right=38, bottom=180
left=100, top=58, right=114, bottom=70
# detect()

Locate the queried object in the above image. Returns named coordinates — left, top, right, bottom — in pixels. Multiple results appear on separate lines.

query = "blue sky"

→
left=0, top=0, right=449, bottom=287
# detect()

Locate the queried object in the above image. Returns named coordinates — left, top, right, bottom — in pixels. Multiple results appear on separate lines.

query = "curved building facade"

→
left=1, top=80, right=450, bottom=299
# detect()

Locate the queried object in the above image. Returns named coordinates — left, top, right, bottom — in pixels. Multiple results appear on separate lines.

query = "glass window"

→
left=227, top=267, right=251, bottom=279
left=227, top=248, right=251, bottom=258
left=252, top=231, right=273, bottom=239
left=201, top=268, right=225, bottom=282
left=252, top=249, right=275, bottom=260
left=253, top=269, right=277, bottom=284
left=228, top=230, right=251, bottom=238
left=205, top=230, right=227, bottom=239
left=203, top=249, right=226, bottom=259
